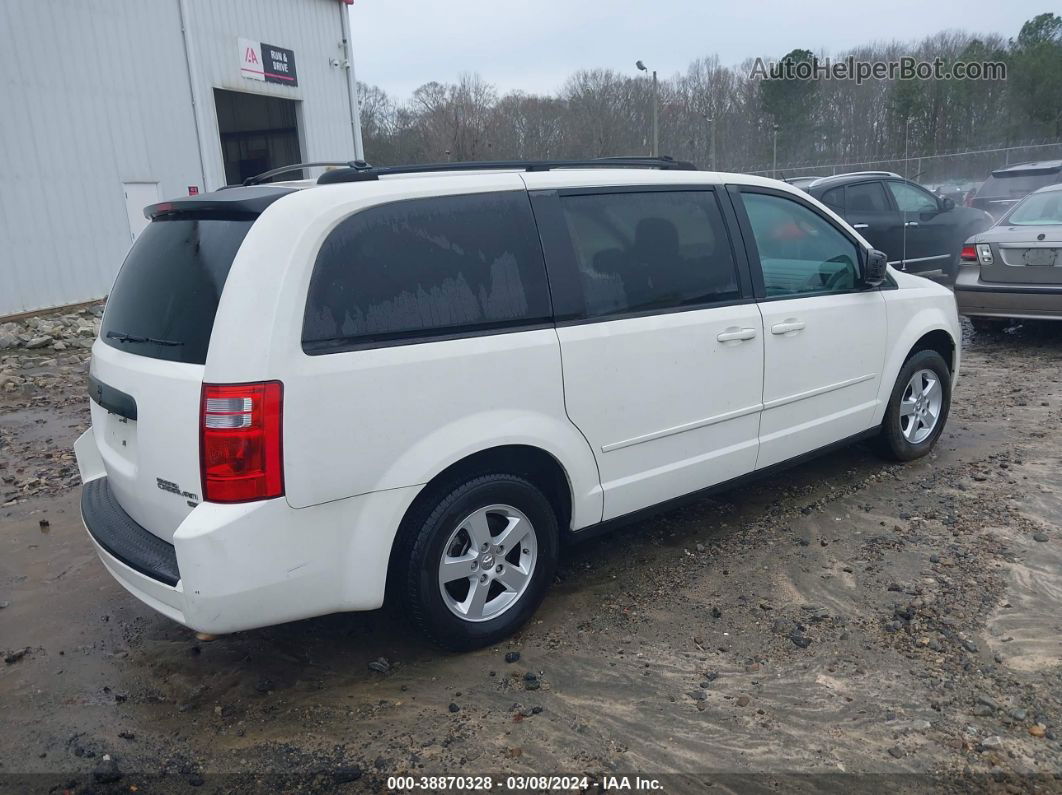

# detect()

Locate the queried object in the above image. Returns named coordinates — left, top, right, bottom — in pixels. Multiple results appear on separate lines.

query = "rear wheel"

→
left=876, top=350, right=951, bottom=462
left=396, top=474, right=559, bottom=650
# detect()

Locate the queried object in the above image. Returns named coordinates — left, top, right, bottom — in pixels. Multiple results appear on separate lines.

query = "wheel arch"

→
left=384, top=443, right=581, bottom=605
left=905, top=328, right=956, bottom=373
left=411, top=444, right=575, bottom=534
left=874, top=302, right=960, bottom=425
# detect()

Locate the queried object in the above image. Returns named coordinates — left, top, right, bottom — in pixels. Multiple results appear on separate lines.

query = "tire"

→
left=395, top=473, right=559, bottom=651
left=875, top=349, right=952, bottom=462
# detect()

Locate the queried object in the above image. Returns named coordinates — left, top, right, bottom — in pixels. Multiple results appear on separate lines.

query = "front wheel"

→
left=396, top=474, right=559, bottom=650
left=876, top=350, right=952, bottom=462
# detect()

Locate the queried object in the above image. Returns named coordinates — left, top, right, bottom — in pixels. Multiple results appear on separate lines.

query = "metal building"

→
left=0, top=0, right=363, bottom=317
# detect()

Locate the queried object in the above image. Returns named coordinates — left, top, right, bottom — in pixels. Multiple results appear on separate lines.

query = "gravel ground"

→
left=0, top=307, right=1060, bottom=793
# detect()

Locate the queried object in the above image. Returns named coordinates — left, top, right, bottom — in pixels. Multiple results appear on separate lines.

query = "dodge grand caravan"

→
left=75, top=158, right=960, bottom=650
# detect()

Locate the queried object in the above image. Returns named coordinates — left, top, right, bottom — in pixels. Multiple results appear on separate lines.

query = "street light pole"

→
left=705, top=115, right=716, bottom=171
left=651, top=69, right=658, bottom=158
left=772, top=123, right=780, bottom=178
left=636, top=60, right=658, bottom=157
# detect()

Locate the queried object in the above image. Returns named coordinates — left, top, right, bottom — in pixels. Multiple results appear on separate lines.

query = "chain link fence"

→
left=746, top=140, right=1062, bottom=194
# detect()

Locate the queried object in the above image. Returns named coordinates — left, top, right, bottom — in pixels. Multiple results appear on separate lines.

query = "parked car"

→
left=956, top=182, right=1062, bottom=329
left=967, top=160, right=1062, bottom=219
left=800, top=171, right=993, bottom=276
left=931, top=180, right=980, bottom=206
left=74, top=158, right=961, bottom=650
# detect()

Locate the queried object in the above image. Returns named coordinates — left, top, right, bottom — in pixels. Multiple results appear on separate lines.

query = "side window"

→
left=558, top=191, right=740, bottom=317
left=302, top=192, right=551, bottom=351
left=821, top=187, right=845, bottom=212
left=886, top=181, right=939, bottom=214
left=846, top=181, right=890, bottom=213
left=741, top=192, right=861, bottom=297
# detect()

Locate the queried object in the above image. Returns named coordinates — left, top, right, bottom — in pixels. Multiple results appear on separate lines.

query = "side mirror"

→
left=864, top=249, right=888, bottom=287
left=940, top=196, right=955, bottom=212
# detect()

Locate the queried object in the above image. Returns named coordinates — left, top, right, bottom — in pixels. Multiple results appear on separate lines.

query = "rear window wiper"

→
left=106, top=331, right=184, bottom=347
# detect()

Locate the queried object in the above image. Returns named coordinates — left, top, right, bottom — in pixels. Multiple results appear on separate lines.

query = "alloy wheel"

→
left=437, top=504, right=538, bottom=622
left=899, top=368, right=942, bottom=444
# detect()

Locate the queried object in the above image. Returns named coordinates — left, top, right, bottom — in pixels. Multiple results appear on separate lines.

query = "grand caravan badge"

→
left=156, top=478, right=200, bottom=507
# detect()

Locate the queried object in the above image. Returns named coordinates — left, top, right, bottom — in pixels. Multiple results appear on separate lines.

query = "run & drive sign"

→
left=239, top=38, right=298, bottom=86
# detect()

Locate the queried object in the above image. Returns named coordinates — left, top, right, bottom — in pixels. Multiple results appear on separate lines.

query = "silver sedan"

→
left=955, top=182, right=1062, bottom=329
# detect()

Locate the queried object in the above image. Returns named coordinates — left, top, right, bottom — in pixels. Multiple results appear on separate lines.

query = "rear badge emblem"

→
left=156, top=477, right=200, bottom=505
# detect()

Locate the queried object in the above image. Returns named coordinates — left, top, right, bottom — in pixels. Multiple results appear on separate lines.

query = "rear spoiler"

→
left=145, top=185, right=296, bottom=220
left=990, top=164, right=1062, bottom=178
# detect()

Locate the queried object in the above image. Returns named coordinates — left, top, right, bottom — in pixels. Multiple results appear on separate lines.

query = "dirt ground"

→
left=1, top=314, right=1060, bottom=794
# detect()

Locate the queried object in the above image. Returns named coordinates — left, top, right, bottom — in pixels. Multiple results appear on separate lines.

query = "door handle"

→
left=904, top=221, right=919, bottom=227
left=716, top=327, right=758, bottom=343
left=852, top=223, right=869, bottom=230
left=771, top=319, right=806, bottom=335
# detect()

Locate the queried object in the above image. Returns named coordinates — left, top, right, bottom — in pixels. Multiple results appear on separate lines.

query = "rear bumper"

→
left=954, top=266, right=1062, bottom=320
left=75, top=433, right=421, bottom=634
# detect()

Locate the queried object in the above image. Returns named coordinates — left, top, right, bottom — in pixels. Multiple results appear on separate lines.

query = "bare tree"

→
left=356, top=13, right=1062, bottom=181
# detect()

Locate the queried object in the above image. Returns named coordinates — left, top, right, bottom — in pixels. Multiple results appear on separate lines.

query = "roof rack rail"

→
left=316, top=156, right=697, bottom=185
left=242, top=160, right=370, bottom=187
left=807, top=170, right=901, bottom=188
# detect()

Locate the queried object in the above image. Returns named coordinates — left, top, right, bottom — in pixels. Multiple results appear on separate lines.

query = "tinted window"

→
left=821, top=187, right=845, bottom=211
left=887, top=181, right=939, bottom=213
left=101, top=217, right=253, bottom=364
left=303, top=192, right=550, bottom=351
left=846, top=182, right=890, bottom=212
left=741, top=193, right=860, bottom=297
left=559, top=191, right=740, bottom=317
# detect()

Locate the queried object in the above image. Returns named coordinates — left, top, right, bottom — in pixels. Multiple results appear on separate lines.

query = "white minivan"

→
left=75, top=158, right=960, bottom=649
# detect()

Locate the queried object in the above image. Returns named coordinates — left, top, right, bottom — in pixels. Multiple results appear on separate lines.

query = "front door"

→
left=533, top=187, right=764, bottom=521
left=733, top=188, right=887, bottom=468
left=886, top=180, right=953, bottom=272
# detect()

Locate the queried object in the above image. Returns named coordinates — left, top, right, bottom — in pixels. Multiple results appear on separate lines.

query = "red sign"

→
left=188, top=186, right=199, bottom=195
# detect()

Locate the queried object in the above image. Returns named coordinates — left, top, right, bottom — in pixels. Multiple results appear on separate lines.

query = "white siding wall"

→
left=185, top=0, right=358, bottom=191
left=0, top=0, right=357, bottom=317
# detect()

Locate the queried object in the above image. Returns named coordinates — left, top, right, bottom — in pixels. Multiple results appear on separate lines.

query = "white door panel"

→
left=757, top=292, right=887, bottom=468
left=558, top=304, right=764, bottom=520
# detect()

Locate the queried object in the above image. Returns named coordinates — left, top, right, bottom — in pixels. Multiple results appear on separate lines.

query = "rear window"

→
left=846, top=182, right=890, bottom=212
left=821, top=187, right=845, bottom=211
left=101, top=217, right=253, bottom=364
left=302, top=191, right=552, bottom=352
left=976, top=172, right=1061, bottom=199
left=1004, top=191, right=1062, bottom=225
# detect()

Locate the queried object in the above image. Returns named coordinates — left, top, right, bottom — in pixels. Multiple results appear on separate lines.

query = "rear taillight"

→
left=200, top=382, right=283, bottom=503
left=960, top=245, right=978, bottom=262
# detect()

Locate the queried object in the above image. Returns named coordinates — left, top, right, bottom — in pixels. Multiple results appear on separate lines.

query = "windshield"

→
left=1003, top=191, right=1062, bottom=226
left=101, top=217, right=254, bottom=364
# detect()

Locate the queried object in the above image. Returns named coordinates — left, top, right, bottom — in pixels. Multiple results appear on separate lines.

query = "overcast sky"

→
left=348, top=0, right=1047, bottom=100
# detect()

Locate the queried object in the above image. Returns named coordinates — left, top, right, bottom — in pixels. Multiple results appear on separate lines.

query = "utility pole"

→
left=636, top=60, right=658, bottom=157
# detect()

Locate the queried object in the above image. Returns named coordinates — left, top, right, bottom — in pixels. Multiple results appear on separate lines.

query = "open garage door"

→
left=214, top=88, right=302, bottom=186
